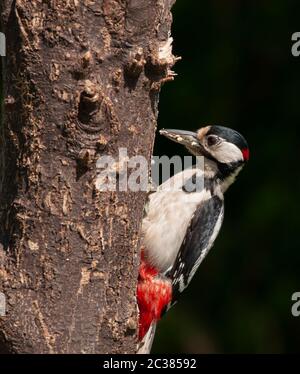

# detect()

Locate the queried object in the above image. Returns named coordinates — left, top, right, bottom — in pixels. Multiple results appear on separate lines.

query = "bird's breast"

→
left=142, top=188, right=213, bottom=273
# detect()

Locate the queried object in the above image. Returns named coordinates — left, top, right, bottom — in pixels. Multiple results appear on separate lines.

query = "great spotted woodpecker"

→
left=137, top=125, right=249, bottom=353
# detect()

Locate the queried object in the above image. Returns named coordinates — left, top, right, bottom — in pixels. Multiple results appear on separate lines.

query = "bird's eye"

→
left=207, top=135, right=220, bottom=147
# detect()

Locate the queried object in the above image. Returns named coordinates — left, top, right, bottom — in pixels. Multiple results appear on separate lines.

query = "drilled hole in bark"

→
left=78, top=91, right=100, bottom=124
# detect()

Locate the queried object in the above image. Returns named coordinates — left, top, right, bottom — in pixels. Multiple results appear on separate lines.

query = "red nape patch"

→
left=242, top=148, right=250, bottom=161
left=137, top=257, right=172, bottom=340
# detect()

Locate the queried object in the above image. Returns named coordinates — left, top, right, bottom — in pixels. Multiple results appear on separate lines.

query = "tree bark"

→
left=0, top=0, right=176, bottom=353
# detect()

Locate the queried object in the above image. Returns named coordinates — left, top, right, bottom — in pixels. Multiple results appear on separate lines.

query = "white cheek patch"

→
left=211, top=141, right=243, bottom=163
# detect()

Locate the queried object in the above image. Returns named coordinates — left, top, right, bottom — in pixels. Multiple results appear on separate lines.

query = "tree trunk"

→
left=0, top=0, right=176, bottom=354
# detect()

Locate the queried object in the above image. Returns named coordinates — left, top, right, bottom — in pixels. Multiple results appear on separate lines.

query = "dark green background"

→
left=152, top=0, right=300, bottom=353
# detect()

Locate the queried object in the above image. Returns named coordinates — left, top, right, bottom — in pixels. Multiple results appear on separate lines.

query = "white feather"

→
left=137, top=323, right=156, bottom=354
left=142, top=168, right=212, bottom=273
left=210, top=141, right=243, bottom=164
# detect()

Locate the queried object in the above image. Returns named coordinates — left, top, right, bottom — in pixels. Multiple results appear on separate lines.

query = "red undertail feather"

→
left=137, top=251, right=172, bottom=340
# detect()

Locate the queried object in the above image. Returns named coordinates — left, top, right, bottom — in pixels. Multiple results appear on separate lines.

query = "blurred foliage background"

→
left=152, top=0, right=300, bottom=353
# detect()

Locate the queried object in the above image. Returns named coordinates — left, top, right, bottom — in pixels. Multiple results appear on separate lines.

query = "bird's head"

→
left=160, top=125, right=249, bottom=184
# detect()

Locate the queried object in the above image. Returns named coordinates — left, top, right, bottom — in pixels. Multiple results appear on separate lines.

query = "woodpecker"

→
left=137, top=125, right=249, bottom=353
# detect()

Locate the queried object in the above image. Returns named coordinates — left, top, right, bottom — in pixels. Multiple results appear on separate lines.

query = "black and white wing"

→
left=167, top=195, right=224, bottom=305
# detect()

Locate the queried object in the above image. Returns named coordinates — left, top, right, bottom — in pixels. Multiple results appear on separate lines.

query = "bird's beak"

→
left=159, top=129, right=199, bottom=148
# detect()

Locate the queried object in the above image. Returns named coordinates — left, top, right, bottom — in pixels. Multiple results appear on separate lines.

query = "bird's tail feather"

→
left=137, top=322, right=156, bottom=354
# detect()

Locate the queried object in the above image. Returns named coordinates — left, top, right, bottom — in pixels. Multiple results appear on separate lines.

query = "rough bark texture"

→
left=0, top=0, right=176, bottom=353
